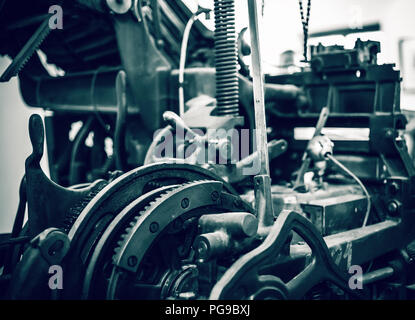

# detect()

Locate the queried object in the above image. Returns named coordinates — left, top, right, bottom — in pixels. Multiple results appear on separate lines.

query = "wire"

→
left=325, top=153, right=371, bottom=227
left=178, top=7, right=211, bottom=117
left=90, top=67, right=110, bottom=134
left=179, top=14, right=199, bottom=117
left=69, top=116, right=94, bottom=185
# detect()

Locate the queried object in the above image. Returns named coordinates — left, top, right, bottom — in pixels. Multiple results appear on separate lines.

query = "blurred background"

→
left=1, top=0, right=415, bottom=233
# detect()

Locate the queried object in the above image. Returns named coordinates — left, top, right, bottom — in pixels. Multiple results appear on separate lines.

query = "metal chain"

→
left=299, top=0, right=311, bottom=62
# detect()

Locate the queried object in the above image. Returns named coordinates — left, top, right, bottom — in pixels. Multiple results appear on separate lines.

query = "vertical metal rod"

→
left=247, top=0, right=270, bottom=176
left=248, top=0, right=274, bottom=232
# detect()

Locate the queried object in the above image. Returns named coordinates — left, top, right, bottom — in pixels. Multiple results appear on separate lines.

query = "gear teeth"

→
left=112, top=180, right=212, bottom=263
left=0, top=18, right=51, bottom=82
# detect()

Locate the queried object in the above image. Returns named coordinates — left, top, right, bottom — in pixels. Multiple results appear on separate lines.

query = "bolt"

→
left=181, top=198, right=190, bottom=208
left=211, top=191, right=220, bottom=201
left=388, top=182, right=400, bottom=196
left=387, top=201, right=399, bottom=215
left=196, top=240, right=209, bottom=260
left=149, top=222, right=159, bottom=233
left=48, top=240, right=64, bottom=256
left=127, top=255, right=138, bottom=267
left=385, top=129, right=393, bottom=138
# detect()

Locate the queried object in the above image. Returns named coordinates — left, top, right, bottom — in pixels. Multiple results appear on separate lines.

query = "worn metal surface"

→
left=301, top=193, right=367, bottom=235
left=210, top=210, right=366, bottom=299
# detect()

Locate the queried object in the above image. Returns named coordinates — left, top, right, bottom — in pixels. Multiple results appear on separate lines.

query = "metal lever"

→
left=247, top=0, right=274, bottom=234
left=236, top=139, right=287, bottom=171
left=114, top=70, right=128, bottom=170
left=293, top=106, right=330, bottom=191
left=163, top=111, right=200, bottom=140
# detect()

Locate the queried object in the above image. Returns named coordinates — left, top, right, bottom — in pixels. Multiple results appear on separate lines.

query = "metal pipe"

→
left=362, top=266, right=394, bottom=285
left=114, top=71, right=128, bottom=170
left=20, top=69, right=139, bottom=114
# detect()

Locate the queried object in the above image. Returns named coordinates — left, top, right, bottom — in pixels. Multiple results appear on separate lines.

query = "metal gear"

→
left=81, top=184, right=179, bottom=299
left=106, top=180, right=253, bottom=300
left=62, top=163, right=237, bottom=298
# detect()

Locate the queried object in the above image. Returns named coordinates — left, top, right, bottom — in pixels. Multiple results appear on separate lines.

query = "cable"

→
left=178, top=7, right=211, bottom=117
left=90, top=67, right=111, bottom=134
left=325, top=153, right=371, bottom=227
left=179, top=14, right=198, bottom=117
left=69, top=116, right=94, bottom=185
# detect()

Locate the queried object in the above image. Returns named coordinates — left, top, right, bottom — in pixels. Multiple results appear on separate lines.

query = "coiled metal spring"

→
left=214, top=0, right=239, bottom=116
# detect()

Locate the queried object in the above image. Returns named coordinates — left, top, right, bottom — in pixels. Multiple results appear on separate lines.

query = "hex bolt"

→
left=149, top=222, right=159, bottom=233
left=127, top=255, right=138, bottom=267
left=181, top=198, right=190, bottom=208
left=211, top=191, right=220, bottom=201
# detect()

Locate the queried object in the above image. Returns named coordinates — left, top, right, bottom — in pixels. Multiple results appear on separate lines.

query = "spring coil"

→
left=214, top=0, right=239, bottom=116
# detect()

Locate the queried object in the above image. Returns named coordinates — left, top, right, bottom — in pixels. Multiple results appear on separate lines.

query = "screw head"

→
left=149, top=222, right=159, bottom=233
left=127, top=255, right=138, bottom=267
left=211, top=191, right=220, bottom=201
left=181, top=198, right=190, bottom=208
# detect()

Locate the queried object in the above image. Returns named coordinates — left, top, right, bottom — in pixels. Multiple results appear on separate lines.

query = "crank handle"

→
left=163, top=111, right=200, bottom=140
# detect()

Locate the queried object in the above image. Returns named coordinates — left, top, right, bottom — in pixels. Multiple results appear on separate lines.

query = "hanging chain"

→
left=299, top=0, right=311, bottom=62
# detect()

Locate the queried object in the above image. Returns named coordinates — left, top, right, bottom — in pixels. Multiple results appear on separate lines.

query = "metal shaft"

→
left=248, top=0, right=275, bottom=232
left=247, top=0, right=270, bottom=176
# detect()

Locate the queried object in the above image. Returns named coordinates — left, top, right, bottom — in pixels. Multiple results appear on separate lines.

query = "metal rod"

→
left=362, top=266, right=394, bottom=285
left=247, top=0, right=270, bottom=176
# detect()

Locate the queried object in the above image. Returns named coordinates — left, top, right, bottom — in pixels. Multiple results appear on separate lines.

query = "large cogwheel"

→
left=61, top=163, right=237, bottom=298
left=106, top=180, right=253, bottom=300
